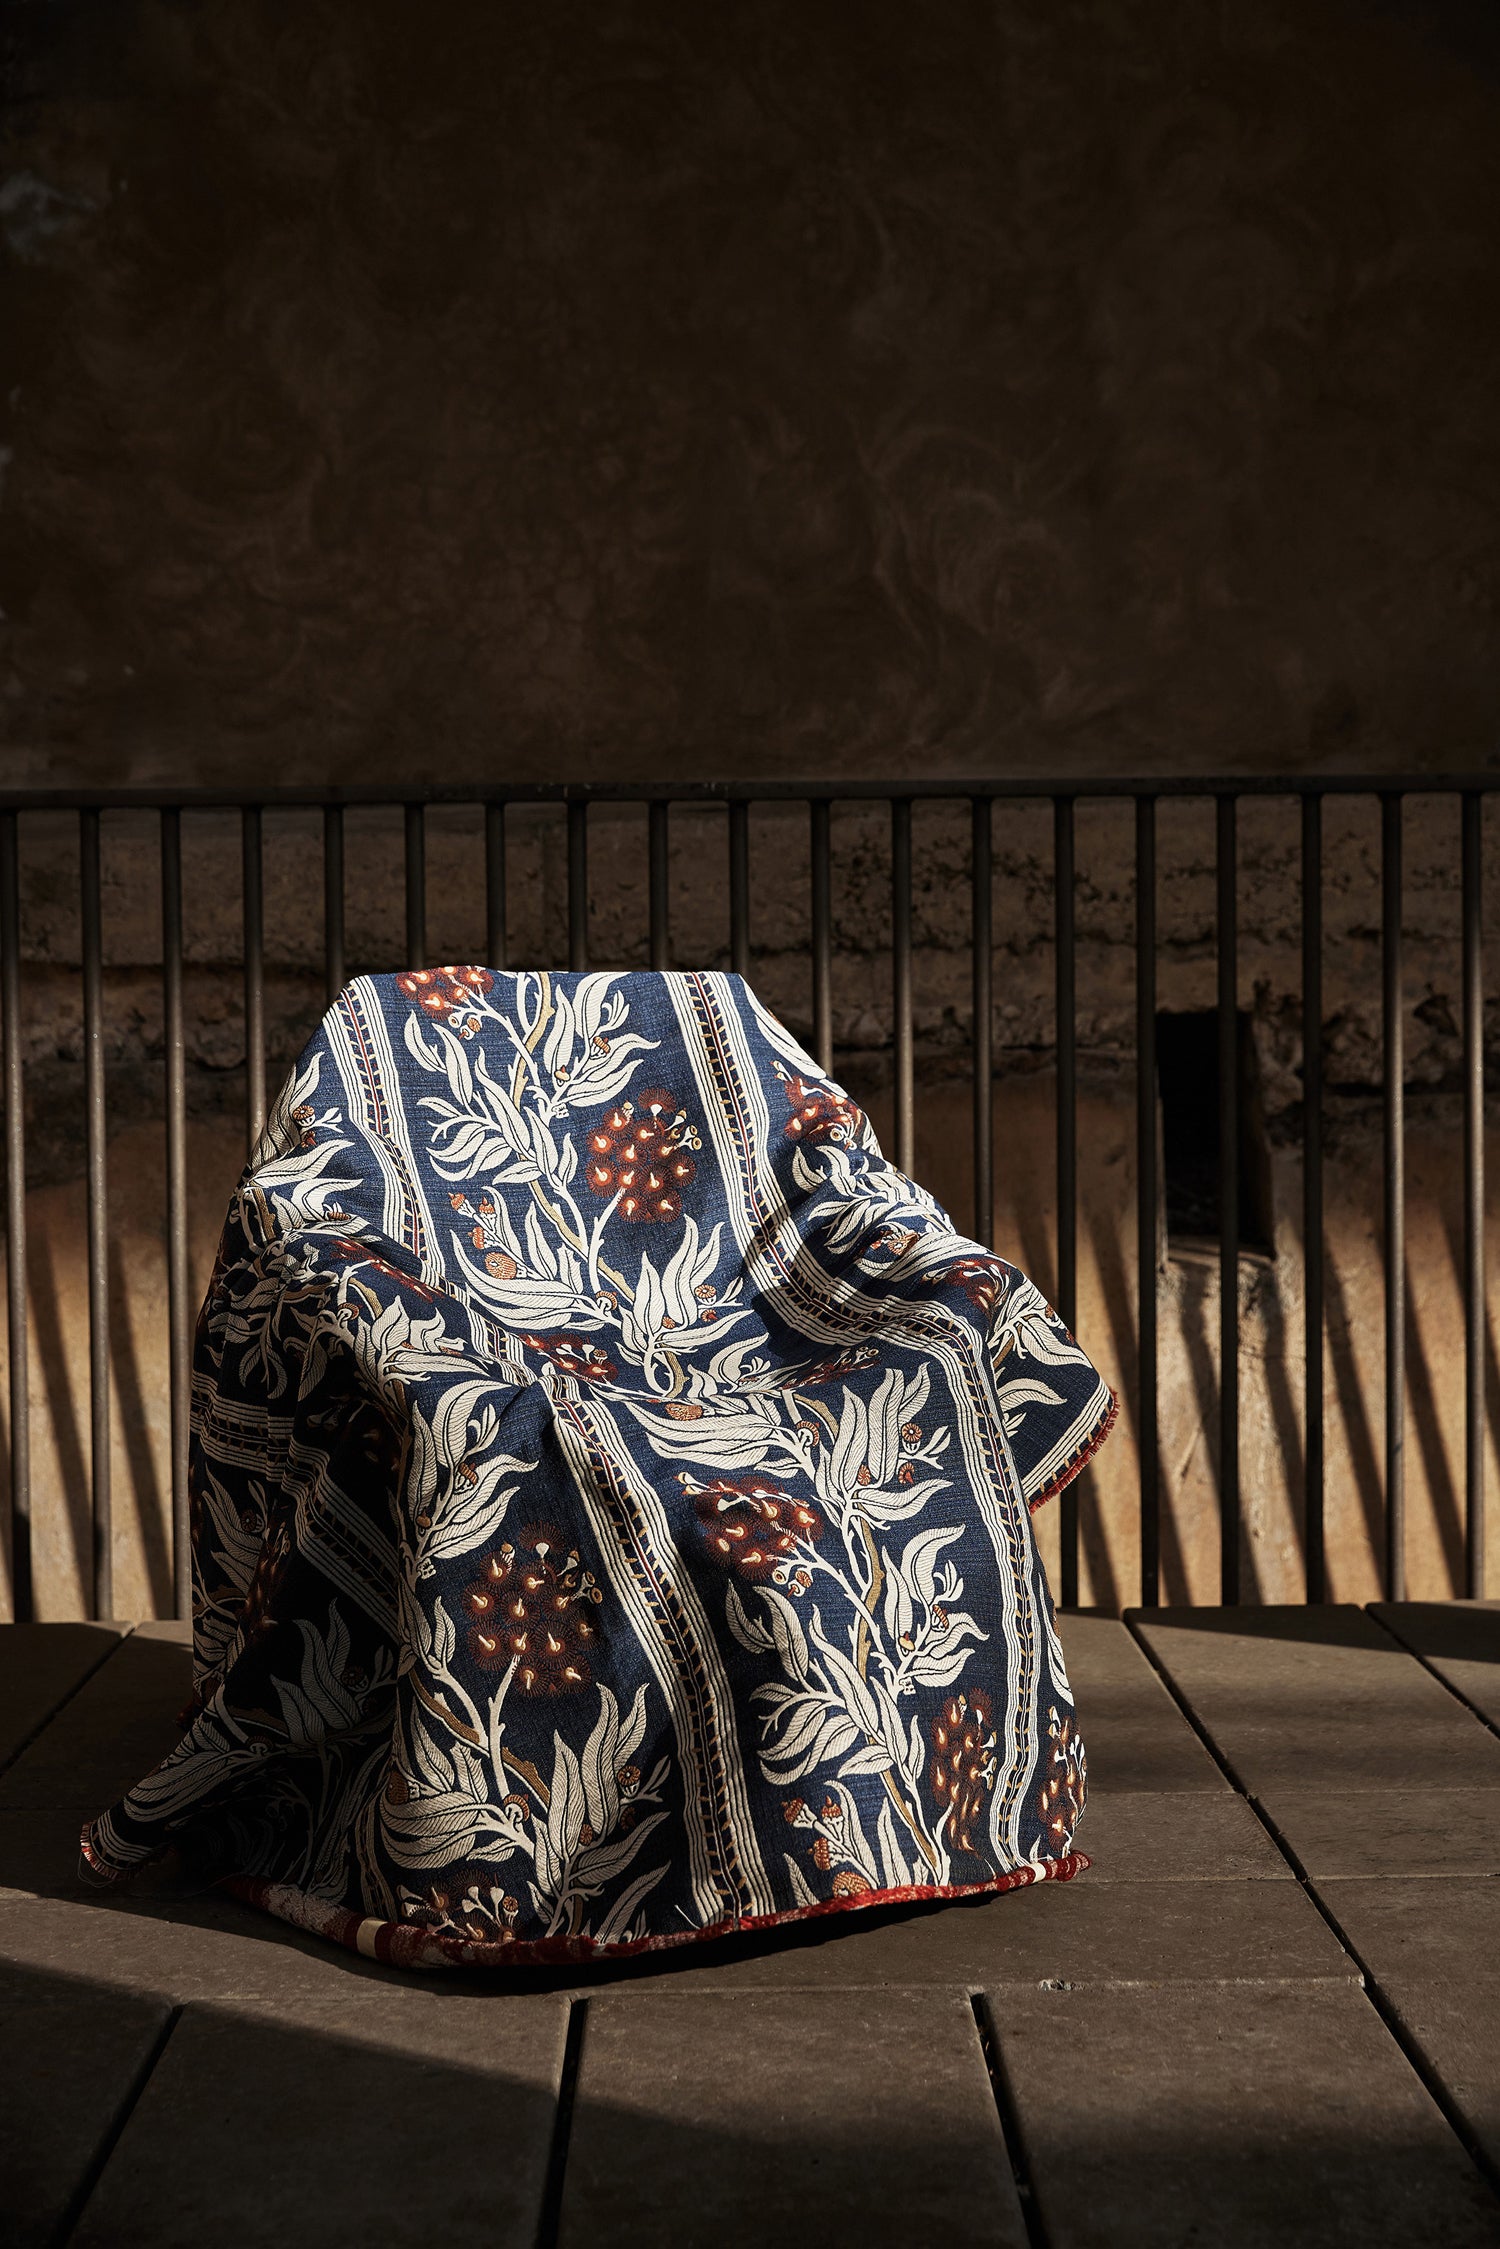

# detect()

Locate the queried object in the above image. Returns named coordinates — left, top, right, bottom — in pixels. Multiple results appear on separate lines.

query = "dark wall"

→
left=2, top=0, right=1498, bottom=789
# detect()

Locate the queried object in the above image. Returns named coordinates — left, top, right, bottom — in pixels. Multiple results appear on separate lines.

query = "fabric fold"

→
left=83, top=969, right=1113, bottom=1969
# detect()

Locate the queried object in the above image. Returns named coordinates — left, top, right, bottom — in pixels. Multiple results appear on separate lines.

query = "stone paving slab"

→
left=1319, top=1877, right=1500, bottom=2177
left=1267, top=1789, right=1500, bottom=1881
left=1073, top=1790, right=1290, bottom=1882
left=12, top=1790, right=1254, bottom=1911
left=0, top=1888, right=424, bottom=2011
left=993, top=1979, right=1500, bottom=2248
left=0, top=1621, right=129, bottom=1774
left=130, top=1619, right=195, bottom=1647
left=0, top=1806, right=106, bottom=1901
left=0, top=1862, right=1355, bottom=2012
left=559, top=1985, right=1025, bottom=2249
left=1371, top=1602, right=1500, bottom=1733
left=1130, top=1607, right=1500, bottom=1795
left=646, top=1873, right=1356, bottom=1994
left=1060, top=1615, right=1229, bottom=1792
left=0, top=1803, right=261, bottom=1906
left=1, top=1959, right=172, bottom=2249
left=3, top=1612, right=1497, bottom=2243
left=68, top=1989, right=570, bottom=2249
left=0, top=1629, right=190, bottom=1812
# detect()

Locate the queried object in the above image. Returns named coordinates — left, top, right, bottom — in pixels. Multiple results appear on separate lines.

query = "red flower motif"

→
left=461, top=1530, right=603, bottom=1695
left=580, top=1092, right=698, bottom=1222
left=946, top=1255, right=1008, bottom=1314
left=521, top=1333, right=618, bottom=1383
left=1037, top=1706, right=1086, bottom=1851
left=930, top=1688, right=997, bottom=1858
left=830, top=1869, right=872, bottom=1898
left=395, top=965, right=494, bottom=1028
left=781, top=1074, right=863, bottom=1148
left=694, top=1474, right=824, bottom=1579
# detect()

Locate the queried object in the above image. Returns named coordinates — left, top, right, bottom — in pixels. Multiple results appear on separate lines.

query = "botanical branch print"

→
left=84, top=970, right=1115, bottom=1970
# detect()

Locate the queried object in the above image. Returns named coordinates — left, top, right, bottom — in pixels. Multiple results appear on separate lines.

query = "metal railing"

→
left=0, top=775, right=1492, bottom=1621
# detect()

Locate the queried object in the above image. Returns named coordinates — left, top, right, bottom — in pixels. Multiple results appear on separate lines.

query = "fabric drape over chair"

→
left=84, top=970, right=1115, bottom=1968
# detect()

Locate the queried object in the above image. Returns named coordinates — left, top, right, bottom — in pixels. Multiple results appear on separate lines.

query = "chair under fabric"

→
left=83, top=970, right=1117, bottom=1969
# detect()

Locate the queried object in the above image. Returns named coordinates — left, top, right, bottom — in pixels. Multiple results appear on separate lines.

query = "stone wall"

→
left=2, top=792, right=1497, bottom=1617
left=6, top=1079, right=1496, bottom=1620
left=6, top=792, right=1498, bottom=1186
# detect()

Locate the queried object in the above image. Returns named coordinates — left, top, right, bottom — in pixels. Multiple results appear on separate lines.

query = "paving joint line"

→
left=970, top=1992, right=1051, bottom=2249
left=1123, top=1615, right=1500, bottom=2209
left=1363, top=1605, right=1500, bottom=1747
left=533, top=1993, right=587, bottom=2249
left=49, top=2000, right=181, bottom=2247
left=0, top=1632, right=134, bottom=1786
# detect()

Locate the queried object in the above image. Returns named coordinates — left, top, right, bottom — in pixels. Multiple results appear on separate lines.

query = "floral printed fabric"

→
left=83, top=971, right=1115, bottom=1968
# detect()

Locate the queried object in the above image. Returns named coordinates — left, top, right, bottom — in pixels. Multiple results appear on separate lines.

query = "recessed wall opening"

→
left=1156, top=1010, right=1275, bottom=1258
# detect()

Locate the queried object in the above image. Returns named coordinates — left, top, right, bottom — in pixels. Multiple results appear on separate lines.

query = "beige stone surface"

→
left=0, top=1121, right=244, bottom=1621
left=652, top=1873, right=1356, bottom=1993
left=3, top=1067, right=1497, bottom=1617
left=559, top=1987, right=1025, bottom=2249
left=6, top=1613, right=1497, bottom=2247
left=996, top=1980, right=1500, bottom=2249
left=1070, top=1790, right=1289, bottom=1883
left=905, top=1083, right=1500, bottom=1613
left=69, top=1994, right=570, bottom=2249
left=1134, top=1607, right=1500, bottom=1794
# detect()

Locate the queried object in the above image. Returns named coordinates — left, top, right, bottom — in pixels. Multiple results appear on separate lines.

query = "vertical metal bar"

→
left=811, top=801, right=833, bottom=1073
left=971, top=799, right=993, bottom=1247
left=648, top=801, right=670, bottom=970
left=1218, top=795, right=1240, bottom=1605
left=404, top=802, right=426, bottom=971
left=242, top=808, right=265, bottom=1152
left=81, top=809, right=111, bottom=1618
left=1136, top=797, right=1159, bottom=1609
left=1, top=813, right=29, bottom=1621
left=1302, top=793, right=1325, bottom=1603
left=892, top=798, right=914, bottom=1175
left=323, top=807, right=346, bottom=1002
left=1054, top=796, right=1079, bottom=1609
left=485, top=803, right=507, bottom=968
left=1383, top=792, right=1406, bottom=1602
left=1463, top=791, right=1485, bottom=1600
left=567, top=800, right=589, bottom=972
left=161, top=811, right=191, bottom=1621
left=729, top=801, right=750, bottom=980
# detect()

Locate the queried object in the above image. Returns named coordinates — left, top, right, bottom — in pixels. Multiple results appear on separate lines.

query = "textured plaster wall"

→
left=1, top=0, right=1499, bottom=788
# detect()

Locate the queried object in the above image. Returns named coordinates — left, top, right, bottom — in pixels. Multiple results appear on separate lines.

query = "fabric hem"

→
left=1027, top=1386, right=1119, bottom=1514
left=222, top=1849, right=1090, bottom=1971
left=77, top=1823, right=1088, bottom=1972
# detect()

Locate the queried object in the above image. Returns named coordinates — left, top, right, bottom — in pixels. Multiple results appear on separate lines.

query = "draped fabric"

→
left=83, top=971, right=1115, bottom=1969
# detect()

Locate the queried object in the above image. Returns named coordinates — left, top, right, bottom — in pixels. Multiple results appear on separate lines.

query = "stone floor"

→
left=2, top=1604, right=1499, bottom=2248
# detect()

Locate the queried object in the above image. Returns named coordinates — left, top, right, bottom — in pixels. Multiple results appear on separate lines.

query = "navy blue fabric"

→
left=86, top=970, right=1112, bottom=1962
